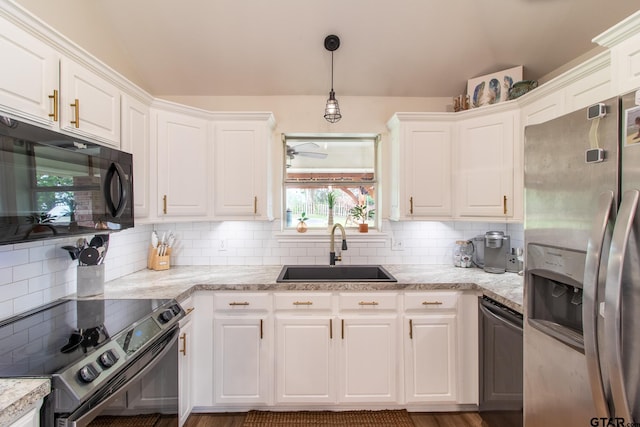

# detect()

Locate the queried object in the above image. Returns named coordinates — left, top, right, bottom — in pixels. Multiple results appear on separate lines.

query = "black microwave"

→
left=0, top=116, right=134, bottom=245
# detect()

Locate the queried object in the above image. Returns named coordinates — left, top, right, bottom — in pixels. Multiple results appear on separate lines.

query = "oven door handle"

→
left=61, top=327, right=179, bottom=427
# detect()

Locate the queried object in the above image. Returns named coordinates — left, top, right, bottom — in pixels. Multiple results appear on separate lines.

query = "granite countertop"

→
left=0, top=378, right=50, bottom=426
left=98, top=264, right=523, bottom=312
left=1, top=264, right=522, bottom=424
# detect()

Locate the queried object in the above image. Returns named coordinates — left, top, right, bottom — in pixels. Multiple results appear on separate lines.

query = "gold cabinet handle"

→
left=179, top=332, right=187, bottom=356
left=293, top=301, right=313, bottom=306
left=163, top=195, right=167, bottom=214
left=260, top=319, right=263, bottom=340
left=409, top=319, right=413, bottom=340
left=358, top=301, right=379, bottom=306
left=185, top=307, right=195, bottom=315
left=229, top=301, right=250, bottom=306
left=254, top=196, right=258, bottom=214
left=503, top=195, right=507, bottom=215
left=341, top=318, right=344, bottom=340
left=422, top=301, right=443, bottom=306
left=409, top=196, right=414, bottom=215
left=330, top=319, right=333, bottom=340
left=70, top=98, right=80, bottom=128
left=48, top=89, right=58, bottom=122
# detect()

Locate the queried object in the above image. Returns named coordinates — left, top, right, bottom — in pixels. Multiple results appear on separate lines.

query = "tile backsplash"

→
left=0, top=220, right=523, bottom=320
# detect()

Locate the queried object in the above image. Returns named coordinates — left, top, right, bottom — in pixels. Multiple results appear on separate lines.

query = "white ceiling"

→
left=15, top=0, right=640, bottom=98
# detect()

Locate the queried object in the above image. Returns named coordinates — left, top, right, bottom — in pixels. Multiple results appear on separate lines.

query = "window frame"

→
left=282, top=133, right=381, bottom=232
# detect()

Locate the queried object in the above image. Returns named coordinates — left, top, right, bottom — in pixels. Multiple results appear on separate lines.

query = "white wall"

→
left=0, top=220, right=523, bottom=321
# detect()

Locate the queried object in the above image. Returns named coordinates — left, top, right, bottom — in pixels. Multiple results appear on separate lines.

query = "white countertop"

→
left=0, top=264, right=522, bottom=423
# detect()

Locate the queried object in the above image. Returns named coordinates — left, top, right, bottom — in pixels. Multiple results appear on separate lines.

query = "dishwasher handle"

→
left=480, top=297, right=523, bottom=332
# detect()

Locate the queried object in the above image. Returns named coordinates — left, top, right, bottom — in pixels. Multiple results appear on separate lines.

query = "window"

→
left=283, top=133, right=379, bottom=230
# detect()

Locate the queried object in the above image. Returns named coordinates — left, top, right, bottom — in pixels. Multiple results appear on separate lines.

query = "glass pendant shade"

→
left=324, top=90, right=341, bottom=123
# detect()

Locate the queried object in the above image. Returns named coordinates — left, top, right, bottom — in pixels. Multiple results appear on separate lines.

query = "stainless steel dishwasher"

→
left=478, top=295, right=523, bottom=414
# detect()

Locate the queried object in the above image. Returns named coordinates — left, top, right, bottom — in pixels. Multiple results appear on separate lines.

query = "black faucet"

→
left=329, top=223, right=348, bottom=265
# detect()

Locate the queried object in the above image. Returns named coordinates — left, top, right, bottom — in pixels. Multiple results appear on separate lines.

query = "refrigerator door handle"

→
left=584, top=191, right=615, bottom=418
left=604, top=189, right=639, bottom=422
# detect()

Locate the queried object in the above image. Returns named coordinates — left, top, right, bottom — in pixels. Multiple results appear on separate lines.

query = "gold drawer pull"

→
left=409, top=319, right=413, bottom=339
left=229, top=301, right=250, bottom=306
left=422, top=301, right=443, bottom=306
left=185, top=307, right=195, bottom=315
left=293, top=301, right=313, bottom=306
left=179, top=333, right=187, bottom=355
left=358, top=301, right=379, bottom=306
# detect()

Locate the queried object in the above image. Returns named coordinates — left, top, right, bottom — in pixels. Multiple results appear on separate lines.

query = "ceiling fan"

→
left=286, top=142, right=328, bottom=167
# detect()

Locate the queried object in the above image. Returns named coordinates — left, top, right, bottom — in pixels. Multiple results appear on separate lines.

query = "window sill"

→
left=275, top=229, right=389, bottom=244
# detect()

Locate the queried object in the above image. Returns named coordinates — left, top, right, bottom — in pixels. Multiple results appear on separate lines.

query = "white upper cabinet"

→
left=0, top=14, right=59, bottom=127
left=121, top=95, right=150, bottom=218
left=155, top=108, right=211, bottom=218
left=213, top=114, right=275, bottom=220
left=593, top=11, right=640, bottom=95
left=60, top=58, right=121, bottom=147
left=454, top=108, right=518, bottom=220
left=387, top=115, right=453, bottom=220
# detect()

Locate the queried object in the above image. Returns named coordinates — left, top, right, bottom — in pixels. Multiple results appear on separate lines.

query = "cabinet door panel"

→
left=156, top=111, right=209, bottom=217
left=214, top=317, right=270, bottom=404
left=456, top=112, right=514, bottom=218
left=61, top=58, right=121, bottom=146
left=340, top=316, right=398, bottom=403
left=178, top=319, right=193, bottom=426
left=275, top=316, right=335, bottom=403
left=405, top=314, right=457, bottom=403
left=121, top=95, right=150, bottom=218
left=213, top=119, right=272, bottom=220
left=0, top=15, right=59, bottom=126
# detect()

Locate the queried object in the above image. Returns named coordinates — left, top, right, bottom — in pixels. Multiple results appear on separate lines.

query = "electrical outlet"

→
left=391, top=239, right=404, bottom=251
left=219, top=239, right=227, bottom=251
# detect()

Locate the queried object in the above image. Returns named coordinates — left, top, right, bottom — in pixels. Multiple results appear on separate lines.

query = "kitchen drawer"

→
left=339, top=292, right=398, bottom=311
left=274, top=292, right=332, bottom=311
left=213, top=292, right=271, bottom=311
left=404, top=291, right=459, bottom=311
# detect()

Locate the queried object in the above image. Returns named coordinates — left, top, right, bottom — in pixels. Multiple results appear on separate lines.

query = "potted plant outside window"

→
left=349, top=204, right=373, bottom=233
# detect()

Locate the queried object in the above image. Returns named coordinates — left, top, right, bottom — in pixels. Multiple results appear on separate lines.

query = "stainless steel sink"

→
left=276, top=265, right=397, bottom=282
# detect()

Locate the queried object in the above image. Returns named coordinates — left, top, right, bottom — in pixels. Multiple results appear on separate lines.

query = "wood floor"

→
left=184, top=411, right=523, bottom=427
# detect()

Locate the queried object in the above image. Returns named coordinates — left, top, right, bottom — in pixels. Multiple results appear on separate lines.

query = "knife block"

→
left=148, top=246, right=172, bottom=271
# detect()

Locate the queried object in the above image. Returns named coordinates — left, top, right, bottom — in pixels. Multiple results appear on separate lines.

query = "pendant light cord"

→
left=330, top=51, right=335, bottom=92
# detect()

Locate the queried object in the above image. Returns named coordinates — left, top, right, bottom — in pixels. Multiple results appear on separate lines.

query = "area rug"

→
left=242, top=409, right=415, bottom=427
left=88, top=414, right=161, bottom=427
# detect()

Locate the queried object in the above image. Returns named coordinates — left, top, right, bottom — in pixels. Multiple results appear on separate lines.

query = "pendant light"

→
left=324, top=35, right=342, bottom=123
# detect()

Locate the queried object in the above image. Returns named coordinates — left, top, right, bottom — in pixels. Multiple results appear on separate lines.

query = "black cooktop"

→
left=0, top=299, right=171, bottom=377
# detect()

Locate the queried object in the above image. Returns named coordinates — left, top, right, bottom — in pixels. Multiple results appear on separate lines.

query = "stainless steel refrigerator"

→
left=524, top=90, right=640, bottom=426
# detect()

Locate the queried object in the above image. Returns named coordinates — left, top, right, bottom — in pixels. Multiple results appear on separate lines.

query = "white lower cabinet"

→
left=213, top=293, right=272, bottom=406
left=178, top=298, right=195, bottom=426
left=338, top=293, right=399, bottom=403
left=404, top=292, right=460, bottom=404
left=274, top=292, right=335, bottom=404
left=191, top=290, right=476, bottom=413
